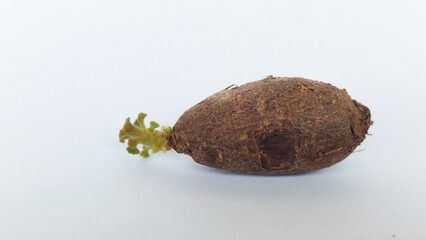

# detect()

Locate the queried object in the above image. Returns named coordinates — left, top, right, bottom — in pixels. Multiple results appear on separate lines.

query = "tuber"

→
left=119, top=76, right=372, bottom=175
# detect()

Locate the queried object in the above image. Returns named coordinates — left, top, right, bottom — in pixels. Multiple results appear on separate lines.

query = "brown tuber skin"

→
left=168, top=76, right=372, bottom=174
left=120, top=76, right=372, bottom=175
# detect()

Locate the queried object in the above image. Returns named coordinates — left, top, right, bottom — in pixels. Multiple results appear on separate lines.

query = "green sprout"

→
left=119, top=113, right=173, bottom=158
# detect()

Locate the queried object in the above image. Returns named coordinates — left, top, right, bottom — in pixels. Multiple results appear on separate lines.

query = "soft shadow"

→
left=189, top=161, right=337, bottom=178
left=155, top=156, right=362, bottom=201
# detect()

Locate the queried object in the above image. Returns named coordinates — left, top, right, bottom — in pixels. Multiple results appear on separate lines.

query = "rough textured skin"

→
left=169, top=76, right=372, bottom=174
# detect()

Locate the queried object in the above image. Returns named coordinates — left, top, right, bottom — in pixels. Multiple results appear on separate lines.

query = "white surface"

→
left=1, top=0, right=425, bottom=239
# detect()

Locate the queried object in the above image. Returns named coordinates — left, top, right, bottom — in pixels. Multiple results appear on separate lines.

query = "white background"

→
left=1, top=0, right=425, bottom=239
